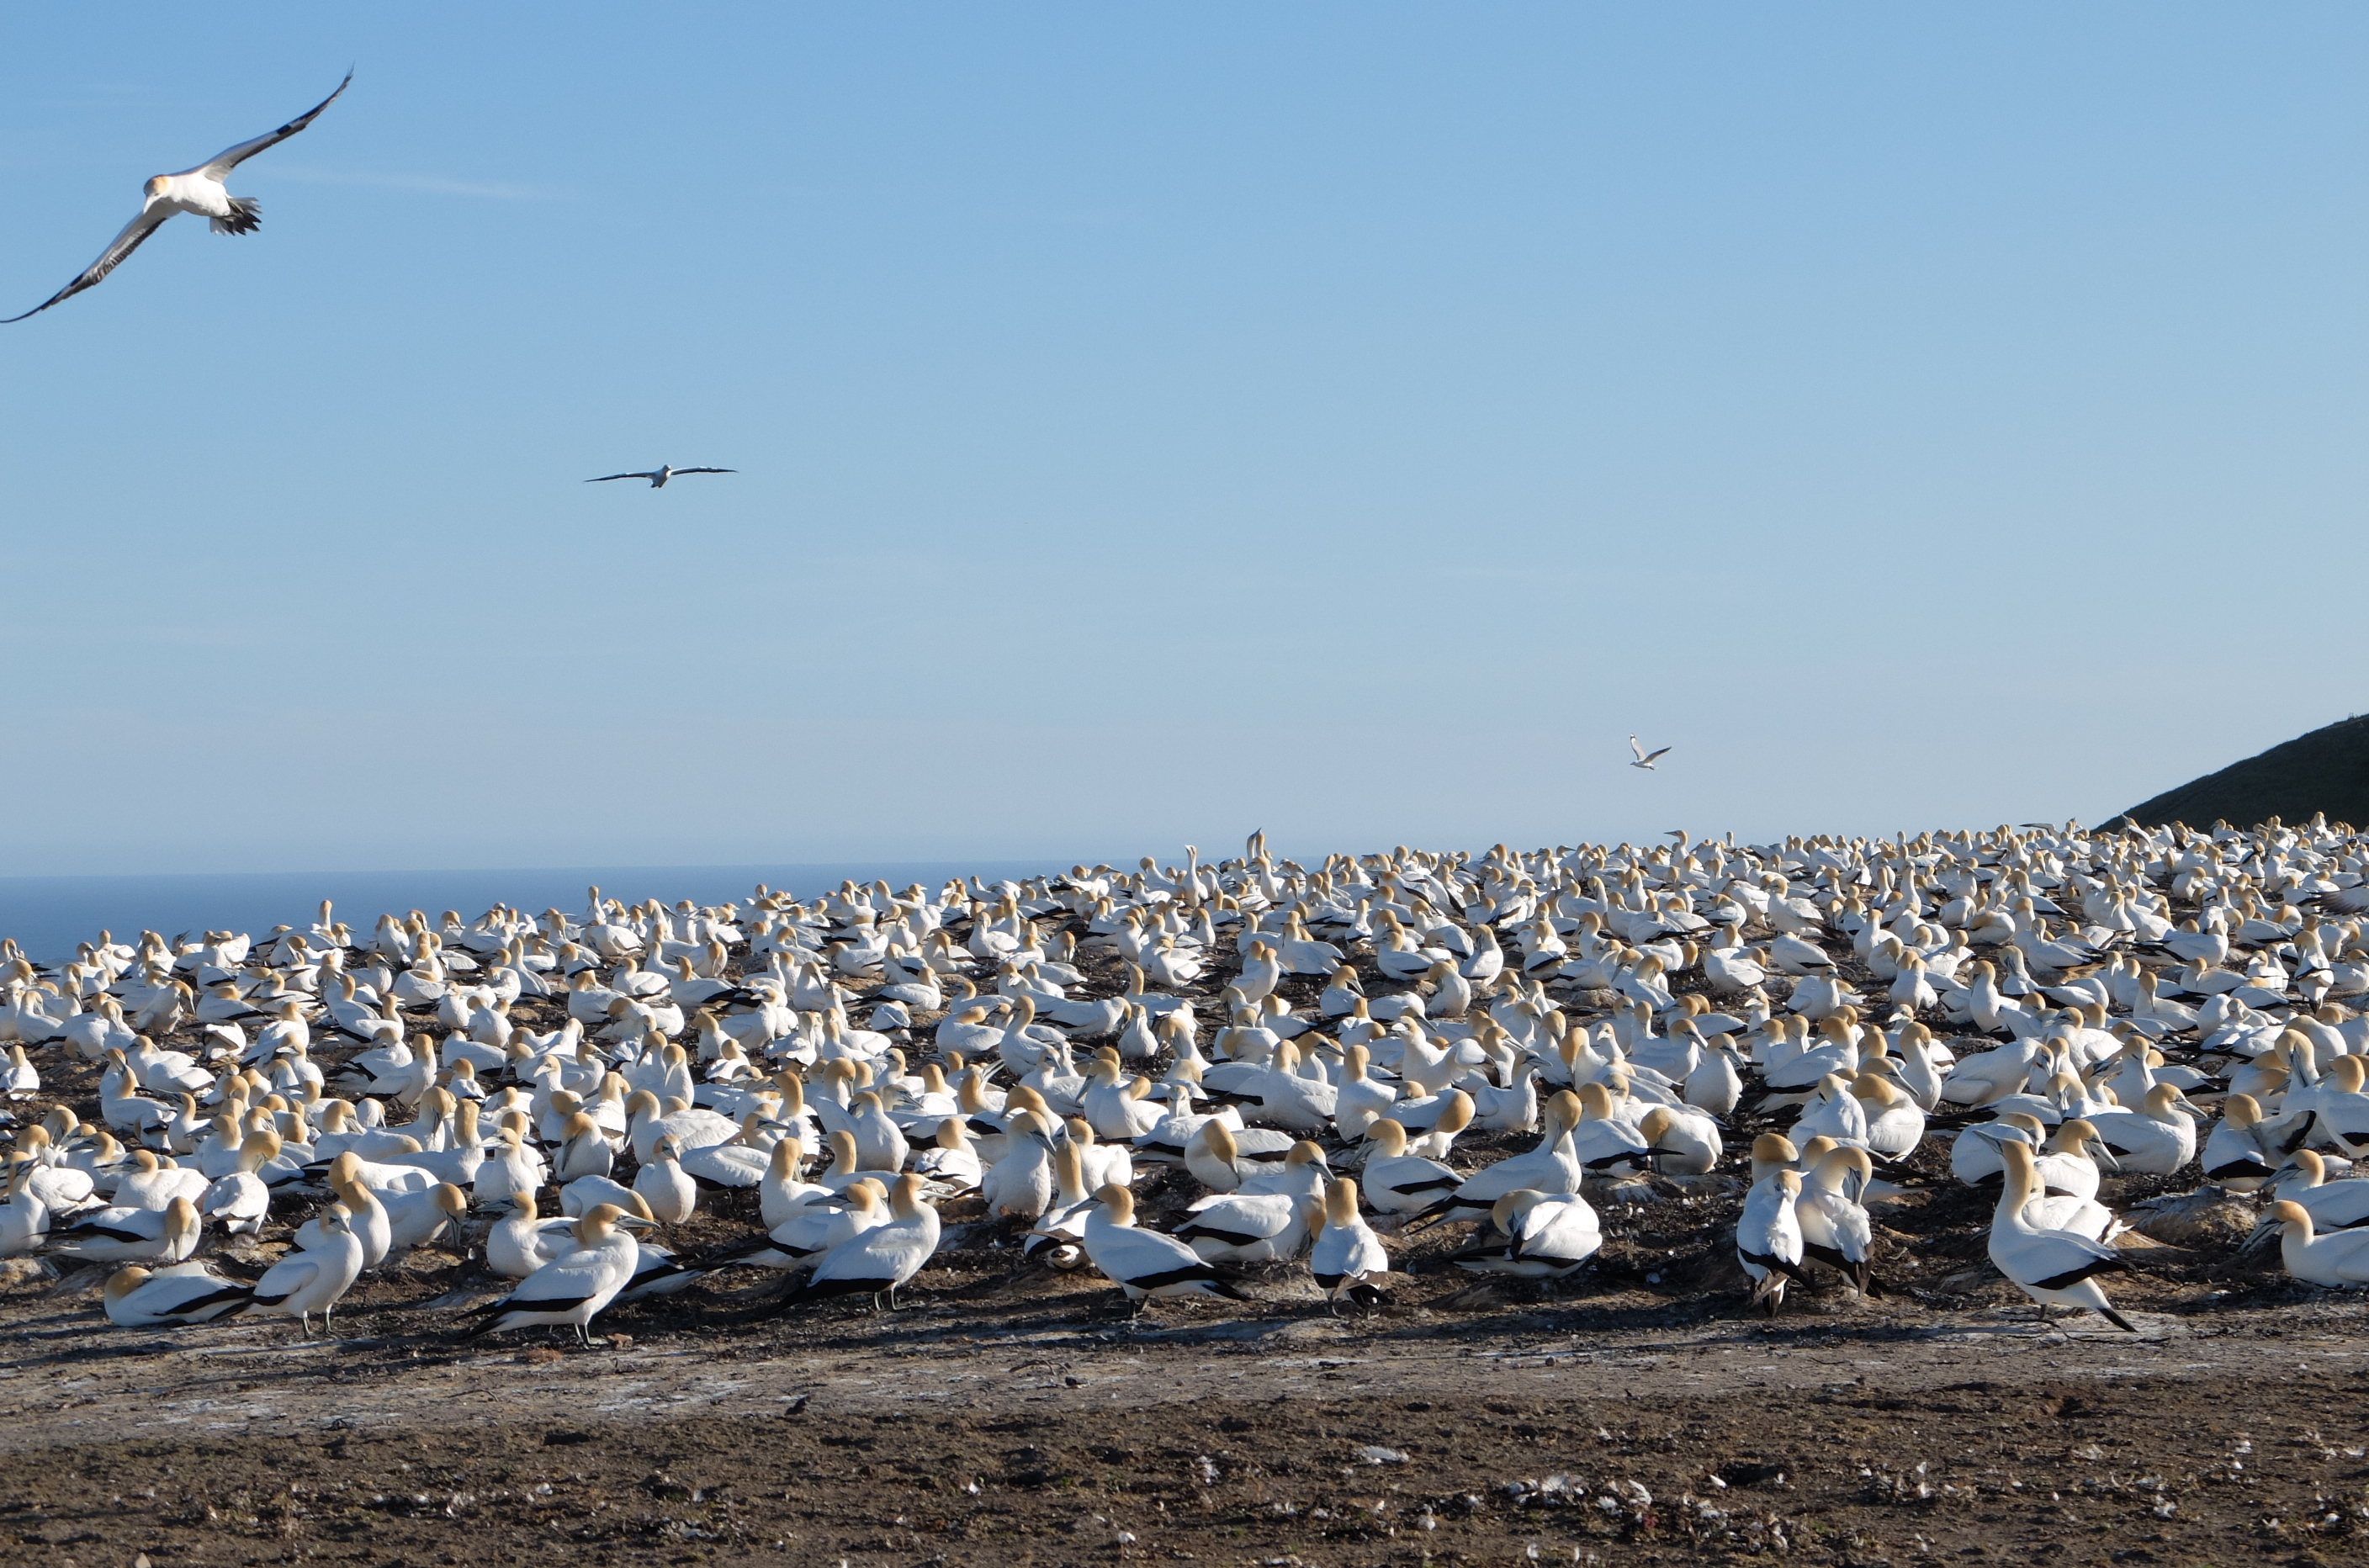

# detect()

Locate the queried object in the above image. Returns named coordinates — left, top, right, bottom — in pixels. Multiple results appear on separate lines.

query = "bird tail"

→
left=211, top=198, right=262, bottom=236
left=2098, top=1305, right=2137, bottom=1333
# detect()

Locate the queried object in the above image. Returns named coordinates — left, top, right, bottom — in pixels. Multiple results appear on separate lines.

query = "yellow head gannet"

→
left=772, top=1173, right=941, bottom=1312
left=1079, top=1184, right=1249, bottom=1313
left=1987, top=1142, right=2136, bottom=1332
left=1308, top=1178, right=1390, bottom=1309
left=4, top=72, right=355, bottom=344
left=246, top=1201, right=365, bottom=1336
left=469, top=1201, right=651, bottom=1345
left=1736, top=1168, right=1805, bottom=1316
left=103, top=1261, right=252, bottom=1327
left=1453, top=1187, right=1602, bottom=1280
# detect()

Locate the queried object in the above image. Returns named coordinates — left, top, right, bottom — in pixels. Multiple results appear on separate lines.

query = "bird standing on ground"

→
left=4, top=72, right=352, bottom=323
left=585, top=465, right=736, bottom=489
left=1988, top=1141, right=2137, bottom=1332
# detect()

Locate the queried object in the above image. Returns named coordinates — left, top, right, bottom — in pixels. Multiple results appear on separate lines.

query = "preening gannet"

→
left=4, top=72, right=352, bottom=323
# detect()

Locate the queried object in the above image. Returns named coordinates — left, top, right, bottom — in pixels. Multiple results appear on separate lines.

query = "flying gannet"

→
left=585, top=465, right=737, bottom=489
left=4, top=72, right=352, bottom=324
left=1629, top=735, right=1672, bottom=771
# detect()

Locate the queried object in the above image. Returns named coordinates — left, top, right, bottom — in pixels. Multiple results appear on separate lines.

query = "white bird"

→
left=244, top=1202, right=366, bottom=1336
left=102, top=1261, right=251, bottom=1327
left=1307, top=1178, right=1390, bottom=1309
left=1988, top=1141, right=2135, bottom=1332
left=1736, top=1168, right=1805, bottom=1316
left=2257, top=1200, right=2369, bottom=1287
left=55, top=1195, right=203, bottom=1264
left=469, top=1201, right=650, bottom=1344
left=1454, top=1188, right=1602, bottom=1279
left=1079, top=1184, right=1249, bottom=1312
left=1629, top=735, right=1672, bottom=771
left=585, top=464, right=736, bottom=489
left=770, top=1172, right=941, bottom=1311
left=4, top=72, right=352, bottom=323
left=1174, top=1190, right=1317, bottom=1264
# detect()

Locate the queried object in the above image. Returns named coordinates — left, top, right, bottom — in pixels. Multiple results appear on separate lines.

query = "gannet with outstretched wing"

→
left=4, top=72, right=352, bottom=324
left=1630, top=735, right=1672, bottom=771
left=585, top=465, right=738, bottom=489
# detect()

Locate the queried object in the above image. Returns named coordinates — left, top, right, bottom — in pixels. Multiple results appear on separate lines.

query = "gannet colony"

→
left=6, top=820, right=2368, bottom=1347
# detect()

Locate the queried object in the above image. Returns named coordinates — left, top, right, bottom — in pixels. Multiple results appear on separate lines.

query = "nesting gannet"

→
left=771, top=1173, right=941, bottom=1311
left=1174, top=1189, right=1317, bottom=1264
left=55, top=1194, right=204, bottom=1263
left=3, top=72, right=352, bottom=324
left=103, top=1261, right=252, bottom=1327
left=1628, top=736, right=1672, bottom=771
left=1453, top=1188, right=1602, bottom=1279
left=1079, top=1184, right=1249, bottom=1311
left=469, top=1201, right=650, bottom=1344
left=584, top=465, right=737, bottom=489
left=2255, top=1200, right=2369, bottom=1286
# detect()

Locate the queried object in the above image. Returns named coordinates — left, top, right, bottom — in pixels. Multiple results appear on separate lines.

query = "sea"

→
left=0, top=861, right=1069, bottom=966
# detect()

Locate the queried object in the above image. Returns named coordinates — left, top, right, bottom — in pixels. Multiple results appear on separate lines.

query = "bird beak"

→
left=2237, top=1218, right=2279, bottom=1258
left=616, top=1214, right=658, bottom=1231
left=2088, top=1140, right=2119, bottom=1172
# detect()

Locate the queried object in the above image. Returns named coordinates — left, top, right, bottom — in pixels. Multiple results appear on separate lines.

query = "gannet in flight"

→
left=1629, top=735, right=1672, bottom=771
left=585, top=465, right=738, bottom=489
left=3, top=72, right=352, bottom=324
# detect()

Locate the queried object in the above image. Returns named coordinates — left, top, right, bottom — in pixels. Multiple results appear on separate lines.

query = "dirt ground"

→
left=8, top=1278, right=2369, bottom=1567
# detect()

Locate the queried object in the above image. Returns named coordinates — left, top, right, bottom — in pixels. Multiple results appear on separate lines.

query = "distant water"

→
left=0, top=861, right=1068, bottom=966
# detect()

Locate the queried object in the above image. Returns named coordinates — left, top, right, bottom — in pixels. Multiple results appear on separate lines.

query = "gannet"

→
left=1308, top=1178, right=1389, bottom=1309
left=468, top=1202, right=650, bottom=1344
left=245, top=1202, right=365, bottom=1336
left=0, top=64, right=347, bottom=324
left=103, top=1261, right=252, bottom=1327
left=771, top=1173, right=941, bottom=1311
left=1988, top=1142, right=2135, bottom=1332
left=1079, top=1184, right=1249, bottom=1312
left=584, top=465, right=737, bottom=489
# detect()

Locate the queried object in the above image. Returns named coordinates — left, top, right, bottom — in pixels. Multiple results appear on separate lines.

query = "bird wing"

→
left=194, top=72, right=354, bottom=177
left=2, top=206, right=173, bottom=323
left=1644, top=746, right=1673, bottom=763
left=1630, top=735, right=1647, bottom=760
left=669, top=468, right=736, bottom=476
left=507, top=1249, right=616, bottom=1306
left=251, top=1254, right=322, bottom=1306
left=586, top=472, right=660, bottom=484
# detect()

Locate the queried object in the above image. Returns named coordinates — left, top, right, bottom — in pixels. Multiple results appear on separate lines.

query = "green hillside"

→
left=2120, top=713, right=2369, bottom=830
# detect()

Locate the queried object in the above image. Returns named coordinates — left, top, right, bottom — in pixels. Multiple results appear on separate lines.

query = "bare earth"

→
left=8, top=1268, right=2369, bottom=1566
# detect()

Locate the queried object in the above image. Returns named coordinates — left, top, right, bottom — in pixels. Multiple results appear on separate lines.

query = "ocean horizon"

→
left=0, top=861, right=1070, bottom=966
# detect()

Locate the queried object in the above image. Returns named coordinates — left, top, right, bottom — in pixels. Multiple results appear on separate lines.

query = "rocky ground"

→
left=5, top=1283, right=2369, bottom=1567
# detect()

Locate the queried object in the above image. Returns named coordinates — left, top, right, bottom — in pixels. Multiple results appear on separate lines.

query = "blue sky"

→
left=1, top=6, right=2362, bottom=876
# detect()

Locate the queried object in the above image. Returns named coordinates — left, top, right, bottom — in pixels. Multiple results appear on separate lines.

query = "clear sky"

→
left=2, top=6, right=2362, bottom=877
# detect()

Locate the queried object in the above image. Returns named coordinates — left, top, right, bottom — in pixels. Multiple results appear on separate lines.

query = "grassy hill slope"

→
left=2121, top=713, right=2369, bottom=829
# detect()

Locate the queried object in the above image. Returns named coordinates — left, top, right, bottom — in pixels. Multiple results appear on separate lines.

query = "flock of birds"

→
left=5, top=818, right=2369, bottom=1348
